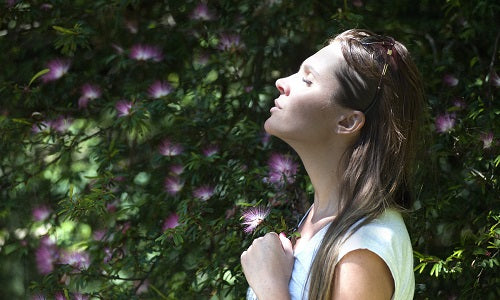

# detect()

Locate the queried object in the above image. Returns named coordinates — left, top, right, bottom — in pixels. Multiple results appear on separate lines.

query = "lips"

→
left=274, top=99, right=282, bottom=109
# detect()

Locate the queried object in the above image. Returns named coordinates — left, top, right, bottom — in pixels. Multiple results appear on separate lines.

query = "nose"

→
left=275, top=77, right=290, bottom=96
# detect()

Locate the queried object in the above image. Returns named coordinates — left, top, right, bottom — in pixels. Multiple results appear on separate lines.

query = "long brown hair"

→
left=307, top=29, right=424, bottom=299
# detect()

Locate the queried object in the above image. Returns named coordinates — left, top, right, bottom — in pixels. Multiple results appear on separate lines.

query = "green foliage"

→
left=0, top=0, right=498, bottom=299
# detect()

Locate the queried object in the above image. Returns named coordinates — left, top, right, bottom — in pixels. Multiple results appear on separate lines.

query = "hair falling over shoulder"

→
left=307, top=29, right=425, bottom=300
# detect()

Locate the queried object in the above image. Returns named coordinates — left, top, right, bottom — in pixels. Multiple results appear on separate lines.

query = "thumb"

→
left=279, top=232, right=293, bottom=256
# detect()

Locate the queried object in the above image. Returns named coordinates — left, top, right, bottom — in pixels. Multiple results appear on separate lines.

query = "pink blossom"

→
left=241, top=206, right=270, bottom=233
left=218, top=33, right=244, bottom=51
left=261, top=132, right=271, bottom=146
left=115, top=100, right=133, bottom=117
left=40, top=3, right=53, bottom=10
left=194, top=52, right=210, bottom=66
left=452, top=98, right=466, bottom=109
left=60, top=250, right=90, bottom=271
left=480, top=132, right=494, bottom=149
left=31, top=294, right=45, bottom=300
left=78, top=83, right=101, bottom=108
left=32, top=205, right=51, bottom=221
left=202, top=144, right=219, bottom=157
left=50, top=116, right=72, bottom=133
left=190, top=3, right=215, bottom=21
left=6, top=0, right=17, bottom=7
left=170, top=164, right=184, bottom=175
left=162, top=213, right=180, bottom=230
left=225, top=206, right=236, bottom=219
left=159, top=139, right=183, bottom=156
left=148, top=80, right=172, bottom=98
left=73, top=293, right=89, bottom=300
left=54, top=292, right=65, bottom=300
left=352, top=0, right=363, bottom=7
left=164, top=176, right=184, bottom=195
left=35, top=237, right=59, bottom=275
left=41, top=59, right=70, bottom=82
left=103, top=247, right=113, bottom=263
left=267, top=153, right=299, bottom=184
left=435, top=113, right=456, bottom=133
left=135, top=279, right=149, bottom=294
left=193, top=185, right=215, bottom=201
left=443, top=74, right=459, bottom=87
left=129, top=44, right=163, bottom=62
left=93, top=229, right=107, bottom=241
left=489, top=70, right=500, bottom=87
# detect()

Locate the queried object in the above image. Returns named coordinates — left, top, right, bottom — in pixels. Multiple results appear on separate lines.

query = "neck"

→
left=290, top=139, right=348, bottom=223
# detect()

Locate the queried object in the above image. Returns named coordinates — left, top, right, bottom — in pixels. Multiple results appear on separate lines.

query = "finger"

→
left=279, top=232, right=293, bottom=256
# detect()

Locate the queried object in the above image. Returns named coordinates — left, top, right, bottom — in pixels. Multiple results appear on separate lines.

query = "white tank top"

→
left=247, top=209, right=414, bottom=300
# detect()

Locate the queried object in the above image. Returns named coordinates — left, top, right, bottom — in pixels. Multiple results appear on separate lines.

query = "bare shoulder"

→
left=332, top=249, right=394, bottom=300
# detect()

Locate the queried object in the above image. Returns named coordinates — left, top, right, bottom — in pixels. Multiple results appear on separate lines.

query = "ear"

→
left=336, top=110, right=365, bottom=135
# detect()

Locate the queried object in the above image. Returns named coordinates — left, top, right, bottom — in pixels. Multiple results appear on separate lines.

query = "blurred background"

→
left=0, top=0, right=498, bottom=299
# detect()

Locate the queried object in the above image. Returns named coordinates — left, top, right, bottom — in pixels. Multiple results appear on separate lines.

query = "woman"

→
left=241, top=29, right=424, bottom=300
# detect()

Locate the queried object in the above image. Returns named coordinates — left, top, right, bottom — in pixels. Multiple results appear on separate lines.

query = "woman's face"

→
left=264, top=41, right=347, bottom=145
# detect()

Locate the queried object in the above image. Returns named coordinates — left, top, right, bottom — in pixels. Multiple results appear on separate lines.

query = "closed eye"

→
left=302, top=77, right=313, bottom=85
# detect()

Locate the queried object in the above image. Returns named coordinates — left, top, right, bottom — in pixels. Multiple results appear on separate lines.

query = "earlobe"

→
left=337, top=111, right=365, bottom=135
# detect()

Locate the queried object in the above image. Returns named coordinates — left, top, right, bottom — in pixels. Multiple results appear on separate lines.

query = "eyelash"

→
left=302, top=77, right=312, bottom=85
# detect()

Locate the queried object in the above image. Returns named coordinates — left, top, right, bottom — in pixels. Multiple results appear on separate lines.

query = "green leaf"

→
left=53, top=25, right=78, bottom=35
left=28, top=69, right=50, bottom=86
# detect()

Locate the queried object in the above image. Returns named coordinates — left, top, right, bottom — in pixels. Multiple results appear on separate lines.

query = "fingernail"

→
left=279, top=232, right=286, bottom=238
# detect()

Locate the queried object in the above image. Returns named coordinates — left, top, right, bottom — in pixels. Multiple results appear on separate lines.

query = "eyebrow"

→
left=301, top=63, right=319, bottom=77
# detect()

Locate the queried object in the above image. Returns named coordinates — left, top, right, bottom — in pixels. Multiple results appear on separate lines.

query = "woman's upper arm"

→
left=332, top=249, right=394, bottom=300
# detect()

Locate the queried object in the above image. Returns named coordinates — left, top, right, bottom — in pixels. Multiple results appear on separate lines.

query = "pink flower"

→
left=148, top=81, right=172, bottom=98
left=202, top=144, right=219, bottom=157
left=41, top=59, right=70, bottom=82
left=73, top=293, right=89, bottom=300
left=170, top=164, right=184, bottom=175
left=159, top=139, right=183, bottom=156
left=78, top=83, right=101, bottom=108
left=452, top=98, right=466, bottom=109
left=93, top=229, right=107, bottom=241
left=35, top=237, right=59, bottom=275
left=194, top=52, right=210, bottom=66
left=267, top=153, right=299, bottom=184
left=129, top=44, right=163, bottom=62
left=50, top=116, right=72, bottom=133
left=54, top=292, right=65, bottom=300
left=164, top=176, right=184, bottom=195
left=225, top=206, right=236, bottom=219
left=489, top=70, right=500, bottom=87
left=162, top=213, right=179, bottom=230
left=190, top=3, right=215, bottom=21
left=480, top=132, right=494, bottom=149
left=352, top=0, right=363, bottom=7
left=60, top=250, right=90, bottom=271
left=443, top=74, right=459, bottom=87
left=115, top=100, right=133, bottom=117
left=31, top=294, right=45, bottom=300
left=435, top=112, right=456, bottom=133
left=193, top=185, right=215, bottom=201
left=218, top=33, right=244, bottom=51
left=241, top=206, right=270, bottom=233
left=135, top=280, right=149, bottom=294
left=261, top=132, right=271, bottom=147
left=40, top=3, right=53, bottom=10
left=32, top=205, right=51, bottom=221
left=6, top=0, right=17, bottom=7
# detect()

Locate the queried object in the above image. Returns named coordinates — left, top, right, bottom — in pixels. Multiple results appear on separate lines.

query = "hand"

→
left=241, top=232, right=294, bottom=300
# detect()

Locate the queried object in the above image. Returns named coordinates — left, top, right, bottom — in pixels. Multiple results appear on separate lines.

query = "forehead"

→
left=302, top=42, right=344, bottom=76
